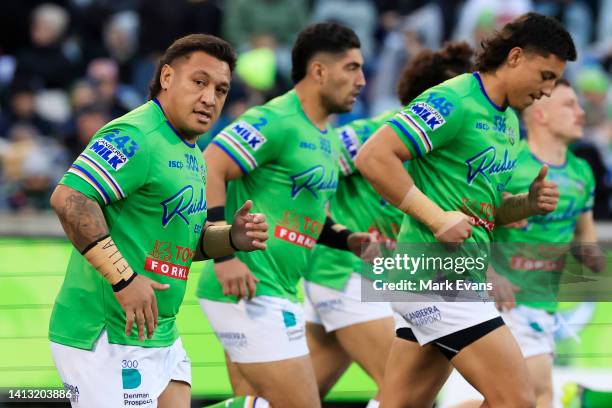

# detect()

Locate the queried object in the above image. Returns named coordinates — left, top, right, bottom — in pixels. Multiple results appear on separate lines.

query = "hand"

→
left=528, top=166, right=559, bottom=215
left=114, top=275, right=170, bottom=341
left=571, top=244, right=605, bottom=273
left=347, top=232, right=380, bottom=262
left=433, top=211, right=475, bottom=243
left=230, top=200, right=268, bottom=252
left=486, top=266, right=520, bottom=311
left=214, top=257, right=259, bottom=300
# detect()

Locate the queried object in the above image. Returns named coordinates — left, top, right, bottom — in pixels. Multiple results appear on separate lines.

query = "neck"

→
left=527, top=127, right=567, bottom=166
left=478, top=71, right=507, bottom=109
left=294, top=81, right=330, bottom=130
left=155, top=94, right=199, bottom=144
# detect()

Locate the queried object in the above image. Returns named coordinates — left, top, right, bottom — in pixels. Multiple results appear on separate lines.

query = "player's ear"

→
left=159, top=64, right=174, bottom=91
left=506, top=47, right=524, bottom=68
left=309, top=60, right=326, bottom=84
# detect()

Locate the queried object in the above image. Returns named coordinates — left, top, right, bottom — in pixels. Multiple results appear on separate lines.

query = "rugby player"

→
left=356, top=13, right=576, bottom=407
left=198, top=23, right=367, bottom=408
left=48, top=34, right=269, bottom=408
left=484, top=79, right=602, bottom=408
left=304, top=42, right=474, bottom=408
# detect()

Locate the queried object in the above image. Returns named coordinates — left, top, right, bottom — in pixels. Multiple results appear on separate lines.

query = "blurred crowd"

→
left=0, top=0, right=611, bottom=216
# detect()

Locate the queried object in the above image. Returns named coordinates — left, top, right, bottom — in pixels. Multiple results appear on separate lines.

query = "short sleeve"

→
left=582, top=161, right=596, bottom=212
left=386, top=88, right=463, bottom=158
left=211, top=108, right=281, bottom=173
left=60, top=124, right=149, bottom=206
left=337, top=121, right=368, bottom=176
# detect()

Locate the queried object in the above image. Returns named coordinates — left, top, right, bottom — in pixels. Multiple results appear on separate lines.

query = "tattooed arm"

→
left=50, top=185, right=108, bottom=252
left=50, top=184, right=168, bottom=341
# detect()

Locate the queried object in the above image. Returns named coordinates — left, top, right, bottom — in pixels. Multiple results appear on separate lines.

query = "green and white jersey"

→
left=386, top=73, right=522, bottom=281
left=493, top=141, right=595, bottom=311
left=50, top=99, right=208, bottom=350
left=197, top=90, right=341, bottom=302
left=304, top=110, right=406, bottom=290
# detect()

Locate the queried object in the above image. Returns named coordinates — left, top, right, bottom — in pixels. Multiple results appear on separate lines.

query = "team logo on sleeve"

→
left=339, top=127, right=360, bottom=159
left=89, top=139, right=129, bottom=170
left=409, top=102, right=446, bottom=131
left=229, top=120, right=267, bottom=150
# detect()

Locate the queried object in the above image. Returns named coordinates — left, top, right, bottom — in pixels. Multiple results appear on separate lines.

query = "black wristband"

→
left=112, top=272, right=138, bottom=292
left=317, top=216, right=353, bottom=251
left=214, top=254, right=236, bottom=263
left=81, top=234, right=111, bottom=255
left=207, top=206, right=226, bottom=223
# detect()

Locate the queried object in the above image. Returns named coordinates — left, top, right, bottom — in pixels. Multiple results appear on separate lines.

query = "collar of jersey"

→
left=152, top=98, right=197, bottom=148
left=290, top=90, right=329, bottom=134
left=530, top=152, right=568, bottom=169
left=472, top=72, right=506, bottom=113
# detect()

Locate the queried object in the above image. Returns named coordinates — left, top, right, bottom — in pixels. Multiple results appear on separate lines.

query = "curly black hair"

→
left=397, top=41, right=474, bottom=105
left=475, top=12, right=576, bottom=73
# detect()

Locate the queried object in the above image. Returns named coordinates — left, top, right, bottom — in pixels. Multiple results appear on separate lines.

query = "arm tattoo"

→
left=57, top=191, right=109, bottom=252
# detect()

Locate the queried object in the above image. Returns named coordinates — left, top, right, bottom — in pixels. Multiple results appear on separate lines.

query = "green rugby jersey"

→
left=386, top=73, right=522, bottom=281
left=493, top=141, right=595, bottom=311
left=197, top=90, right=341, bottom=302
left=304, top=110, right=406, bottom=290
left=50, top=99, right=207, bottom=349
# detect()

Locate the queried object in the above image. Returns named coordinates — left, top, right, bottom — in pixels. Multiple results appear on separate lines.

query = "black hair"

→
left=475, top=12, right=576, bottom=73
left=397, top=42, right=474, bottom=105
left=148, top=34, right=237, bottom=99
left=291, top=22, right=361, bottom=84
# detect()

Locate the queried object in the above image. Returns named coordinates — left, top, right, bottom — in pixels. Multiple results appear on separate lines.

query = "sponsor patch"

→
left=89, top=139, right=129, bottom=170
left=339, top=127, right=360, bottom=159
left=409, top=102, right=446, bottom=131
left=230, top=121, right=267, bottom=150
left=144, top=257, right=190, bottom=280
left=274, top=225, right=316, bottom=249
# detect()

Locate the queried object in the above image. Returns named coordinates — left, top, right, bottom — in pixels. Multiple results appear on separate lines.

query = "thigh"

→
left=335, top=316, right=395, bottom=386
left=380, top=338, right=452, bottom=408
left=525, top=354, right=553, bottom=408
left=306, top=322, right=352, bottom=397
left=451, top=325, right=534, bottom=407
left=224, top=351, right=257, bottom=396
left=158, top=380, right=190, bottom=408
left=236, top=355, right=321, bottom=408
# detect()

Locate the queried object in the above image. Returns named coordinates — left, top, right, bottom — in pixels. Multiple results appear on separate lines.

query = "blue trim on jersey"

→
left=529, top=152, right=568, bottom=169
left=472, top=72, right=505, bottom=112
left=71, top=164, right=112, bottom=203
left=212, top=141, right=249, bottom=173
left=152, top=98, right=197, bottom=148
left=80, top=154, right=125, bottom=199
left=389, top=119, right=423, bottom=157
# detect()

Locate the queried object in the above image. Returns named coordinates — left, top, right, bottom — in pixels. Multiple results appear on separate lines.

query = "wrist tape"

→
left=81, top=235, right=136, bottom=292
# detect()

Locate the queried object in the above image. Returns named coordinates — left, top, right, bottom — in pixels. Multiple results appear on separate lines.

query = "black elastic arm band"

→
left=317, top=216, right=353, bottom=251
left=112, top=272, right=138, bottom=292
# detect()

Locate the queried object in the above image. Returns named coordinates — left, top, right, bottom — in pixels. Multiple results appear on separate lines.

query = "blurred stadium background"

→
left=0, top=0, right=611, bottom=407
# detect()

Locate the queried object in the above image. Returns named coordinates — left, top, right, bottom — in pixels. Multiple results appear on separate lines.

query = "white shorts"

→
left=304, top=273, right=394, bottom=332
left=50, top=331, right=191, bottom=408
left=200, top=296, right=308, bottom=363
left=501, top=305, right=556, bottom=358
left=392, top=291, right=500, bottom=345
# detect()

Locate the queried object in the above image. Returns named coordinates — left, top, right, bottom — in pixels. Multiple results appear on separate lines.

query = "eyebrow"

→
left=542, top=71, right=557, bottom=80
left=192, top=69, right=230, bottom=88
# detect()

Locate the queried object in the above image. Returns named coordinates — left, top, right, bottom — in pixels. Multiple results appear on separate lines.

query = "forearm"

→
left=495, top=193, right=532, bottom=225
left=50, top=185, right=109, bottom=252
left=50, top=185, right=135, bottom=289
left=194, top=221, right=236, bottom=261
left=317, top=216, right=352, bottom=251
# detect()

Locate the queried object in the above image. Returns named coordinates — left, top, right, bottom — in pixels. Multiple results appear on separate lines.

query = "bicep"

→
left=204, top=143, right=245, bottom=181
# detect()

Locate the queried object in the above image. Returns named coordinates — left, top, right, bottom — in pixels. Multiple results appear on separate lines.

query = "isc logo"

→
left=231, top=121, right=267, bottom=150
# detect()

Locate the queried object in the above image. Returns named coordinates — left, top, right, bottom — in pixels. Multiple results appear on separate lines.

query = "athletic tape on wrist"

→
left=81, top=235, right=136, bottom=292
left=397, top=185, right=446, bottom=232
left=202, top=224, right=235, bottom=259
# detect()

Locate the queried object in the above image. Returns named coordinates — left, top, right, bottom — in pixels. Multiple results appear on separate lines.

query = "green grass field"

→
left=0, top=238, right=376, bottom=403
